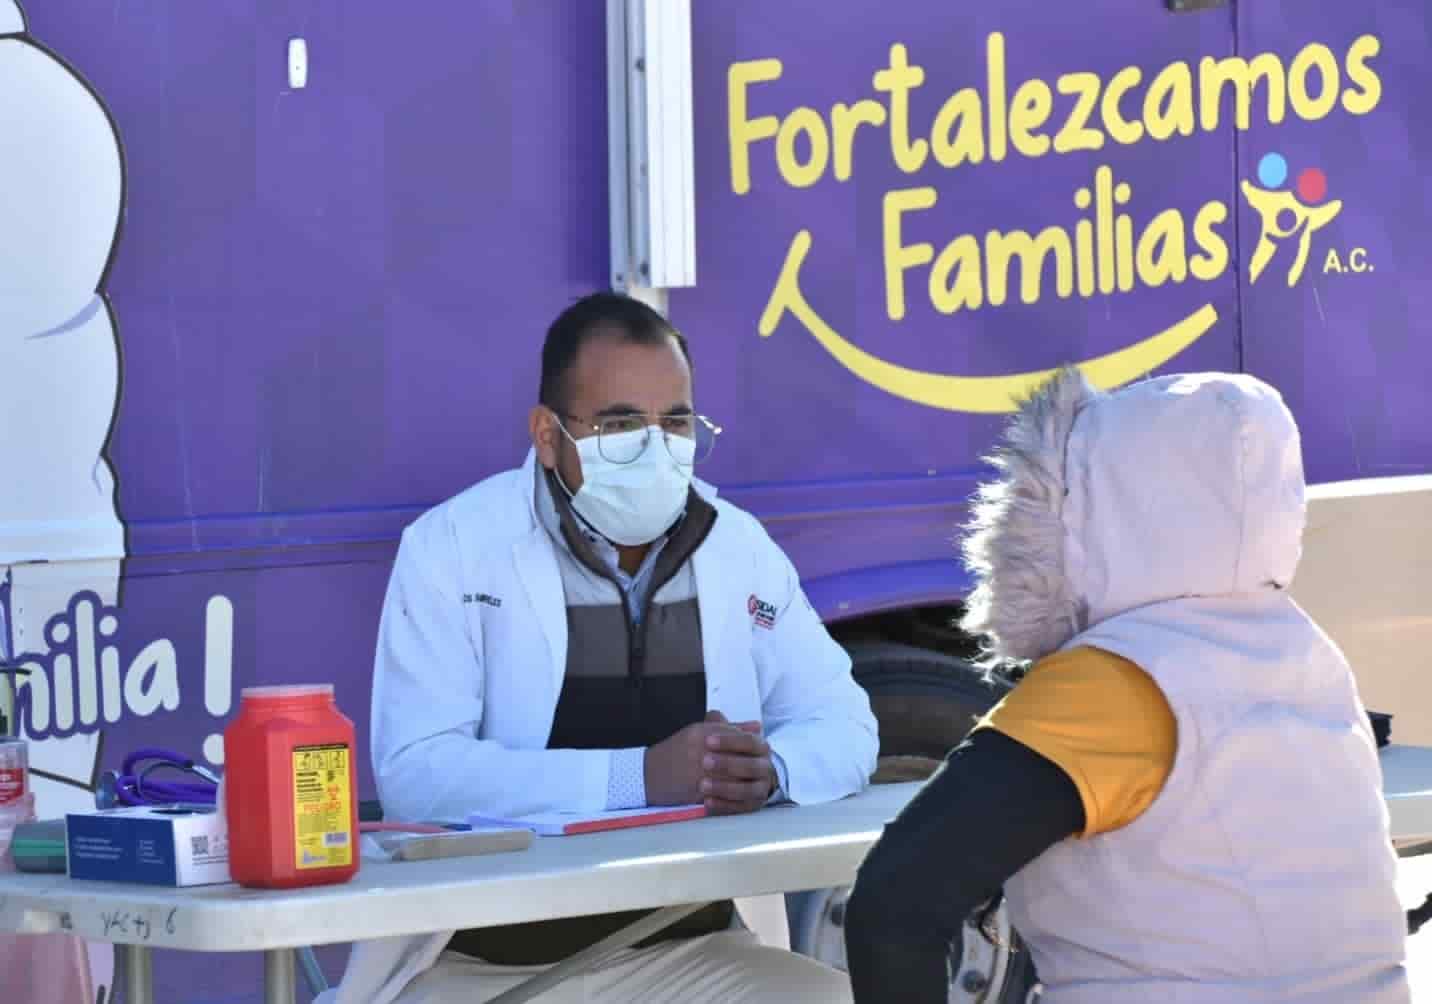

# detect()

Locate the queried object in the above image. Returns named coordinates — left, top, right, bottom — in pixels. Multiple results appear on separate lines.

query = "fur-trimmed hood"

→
left=960, top=368, right=1307, bottom=664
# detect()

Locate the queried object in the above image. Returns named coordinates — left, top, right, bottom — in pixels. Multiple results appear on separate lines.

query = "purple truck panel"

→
left=3, top=2, right=1429, bottom=999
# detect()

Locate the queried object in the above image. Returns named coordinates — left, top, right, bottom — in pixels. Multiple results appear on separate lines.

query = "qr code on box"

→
left=191, top=835, right=210, bottom=856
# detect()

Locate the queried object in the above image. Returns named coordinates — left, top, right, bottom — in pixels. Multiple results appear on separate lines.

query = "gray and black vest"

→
left=448, top=468, right=733, bottom=965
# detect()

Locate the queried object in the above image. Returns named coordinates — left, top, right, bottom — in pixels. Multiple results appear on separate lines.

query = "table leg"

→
left=484, top=902, right=711, bottom=1004
left=117, top=944, right=154, bottom=1004
left=264, top=947, right=297, bottom=1004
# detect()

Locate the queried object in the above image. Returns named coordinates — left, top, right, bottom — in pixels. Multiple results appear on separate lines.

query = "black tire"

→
left=890, top=606, right=984, bottom=662
left=847, top=640, right=1010, bottom=765
left=846, top=641, right=1041, bottom=1003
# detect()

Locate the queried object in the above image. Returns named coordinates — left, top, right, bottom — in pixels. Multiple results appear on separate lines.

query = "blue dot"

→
left=1257, top=152, right=1288, bottom=188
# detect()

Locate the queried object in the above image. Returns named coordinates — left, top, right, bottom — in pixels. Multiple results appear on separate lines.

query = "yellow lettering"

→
left=776, top=107, right=831, bottom=188
left=1144, top=62, right=1196, bottom=141
left=1288, top=44, right=1340, bottom=121
left=832, top=100, right=888, bottom=181
left=1074, top=221, right=1096, bottom=297
left=1009, top=80, right=1054, bottom=158
left=1116, top=205, right=1135, bottom=293
left=1095, top=166, right=1116, bottom=295
left=1054, top=72, right=1104, bottom=153
left=874, top=44, right=930, bottom=174
left=985, top=228, right=1074, bottom=306
left=1342, top=35, right=1383, bottom=115
left=1073, top=187, right=1096, bottom=297
left=1199, top=53, right=1287, bottom=130
left=883, top=187, right=938, bottom=320
left=1323, top=248, right=1345, bottom=274
left=1135, top=209, right=1188, bottom=287
left=929, top=236, right=984, bottom=314
left=932, top=89, right=986, bottom=168
left=1101, top=66, right=1144, bottom=145
left=1190, top=201, right=1230, bottom=281
left=1350, top=247, right=1370, bottom=273
left=728, top=59, right=783, bottom=195
left=987, top=32, right=1009, bottom=162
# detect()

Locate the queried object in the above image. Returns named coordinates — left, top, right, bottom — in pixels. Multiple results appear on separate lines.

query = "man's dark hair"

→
left=539, top=292, right=691, bottom=409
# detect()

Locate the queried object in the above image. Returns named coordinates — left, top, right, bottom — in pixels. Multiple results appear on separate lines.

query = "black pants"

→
left=843, top=728, right=1084, bottom=1004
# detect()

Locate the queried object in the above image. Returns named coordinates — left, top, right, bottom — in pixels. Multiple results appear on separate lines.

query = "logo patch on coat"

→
left=748, top=595, right=777, bottom=629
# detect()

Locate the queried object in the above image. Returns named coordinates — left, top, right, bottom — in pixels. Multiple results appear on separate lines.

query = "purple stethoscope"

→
left=97, top=748, right=221, bottom=808
left=97, top=746, right=449, bottom=835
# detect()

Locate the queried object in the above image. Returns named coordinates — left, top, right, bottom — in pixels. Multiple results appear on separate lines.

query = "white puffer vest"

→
left=959, top=369, right=1409, bottom=1003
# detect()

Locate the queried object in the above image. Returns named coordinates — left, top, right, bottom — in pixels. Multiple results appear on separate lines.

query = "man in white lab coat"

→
left=330, top=293, right=878, bottom=1004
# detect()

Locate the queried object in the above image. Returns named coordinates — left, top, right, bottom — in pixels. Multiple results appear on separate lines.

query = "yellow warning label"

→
left=292, top=743, right=353, bottom=871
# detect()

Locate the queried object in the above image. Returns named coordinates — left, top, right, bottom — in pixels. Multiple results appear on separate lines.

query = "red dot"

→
left=1296, top=167, right=1327, bottom=203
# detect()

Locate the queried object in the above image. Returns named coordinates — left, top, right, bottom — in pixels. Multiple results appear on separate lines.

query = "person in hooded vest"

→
left=843, top=368, right=1410, bottom=1004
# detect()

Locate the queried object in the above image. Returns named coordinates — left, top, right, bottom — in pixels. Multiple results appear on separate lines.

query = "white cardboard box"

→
left=66, top=805, right=230, bottom=887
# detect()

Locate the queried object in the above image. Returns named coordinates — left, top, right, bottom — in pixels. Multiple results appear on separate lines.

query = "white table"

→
left=5, top=745, right=1432, bottom=1004
left=0, top=782, right=921, bottom=1004
left=1383, top=745, right=1432, bottom=849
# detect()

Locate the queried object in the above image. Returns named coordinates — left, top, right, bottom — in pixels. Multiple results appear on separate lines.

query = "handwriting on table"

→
left=99, top=907, right=179, bottom=941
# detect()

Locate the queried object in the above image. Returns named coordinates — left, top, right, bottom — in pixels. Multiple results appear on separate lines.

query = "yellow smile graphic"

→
left=759, top=230, right=1219, bottom=414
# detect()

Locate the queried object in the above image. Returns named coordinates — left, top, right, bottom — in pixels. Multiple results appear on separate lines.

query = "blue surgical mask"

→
left=556, top=427, right=694, bottom=546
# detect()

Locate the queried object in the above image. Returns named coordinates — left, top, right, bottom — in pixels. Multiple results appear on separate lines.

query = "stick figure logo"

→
left=1241, top=152, right=1343, bottom=287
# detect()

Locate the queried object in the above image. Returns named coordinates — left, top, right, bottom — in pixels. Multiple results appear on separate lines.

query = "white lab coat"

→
left=325, top=450, right=879, bottom=1004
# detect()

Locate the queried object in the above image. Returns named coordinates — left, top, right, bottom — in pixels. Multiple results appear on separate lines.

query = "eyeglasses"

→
left=557, top=411, right=722, bottom=465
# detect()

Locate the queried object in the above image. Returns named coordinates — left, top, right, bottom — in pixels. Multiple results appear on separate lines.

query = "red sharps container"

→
left=223, top=684, right=359, bottom=889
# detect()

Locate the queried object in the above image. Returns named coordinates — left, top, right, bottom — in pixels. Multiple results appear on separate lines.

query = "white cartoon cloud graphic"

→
left=1, top=0, right=126, bottom=818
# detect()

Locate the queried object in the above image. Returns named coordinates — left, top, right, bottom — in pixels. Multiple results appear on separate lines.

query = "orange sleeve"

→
left=976, top=646, right=1177, bottom=837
